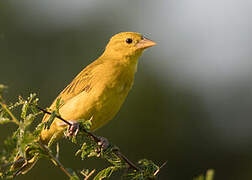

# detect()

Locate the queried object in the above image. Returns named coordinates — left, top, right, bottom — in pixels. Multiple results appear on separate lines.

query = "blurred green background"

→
left=1, top=0, right=252, bottom=179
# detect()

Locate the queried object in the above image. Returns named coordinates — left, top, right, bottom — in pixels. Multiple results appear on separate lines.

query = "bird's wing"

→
left=42, top=59, right=102, bottom=122
left=58, top=68, right=93, bottom=104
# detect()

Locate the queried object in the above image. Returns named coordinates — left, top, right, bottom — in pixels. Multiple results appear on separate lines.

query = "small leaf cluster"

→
left=194, top=169, right=215, bottom=180
left=69, top=120, right=161, bottom=179
left=0, top=88, right=45, bottom=179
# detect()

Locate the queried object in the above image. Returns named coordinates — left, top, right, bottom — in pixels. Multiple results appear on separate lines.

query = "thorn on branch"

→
left=154, top=161, right=167, bottom=176
left=38, top=141, right=72, bottom=178
left=83, top=169, right=96, bottom=180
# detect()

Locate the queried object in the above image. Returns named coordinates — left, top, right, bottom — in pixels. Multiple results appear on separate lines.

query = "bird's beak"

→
left=136, top=37, right=157, bottom=49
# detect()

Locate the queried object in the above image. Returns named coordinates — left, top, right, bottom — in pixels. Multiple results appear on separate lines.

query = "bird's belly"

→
left=59, top=82, right=131, bottom=131
left=92, top=85, right=130, bottom=130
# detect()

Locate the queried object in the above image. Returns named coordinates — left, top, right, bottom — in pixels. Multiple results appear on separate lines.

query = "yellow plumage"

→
left=11, top=32, right=156, bottom=175
left=40, top=32, right=156, bottom=144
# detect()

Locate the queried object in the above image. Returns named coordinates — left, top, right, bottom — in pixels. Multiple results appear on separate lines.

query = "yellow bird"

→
left=40, top=32, right=156, bottom=144
left=11, top=32, right=156, bottom=175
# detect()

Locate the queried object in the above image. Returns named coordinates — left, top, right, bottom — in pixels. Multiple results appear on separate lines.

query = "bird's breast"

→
left=90, top=74, right=134, bottom=130
left=58, top=63, right=136, bottom=131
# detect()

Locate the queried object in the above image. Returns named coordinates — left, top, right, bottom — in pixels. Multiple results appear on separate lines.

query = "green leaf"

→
left=48, top=132, right=60, bottom=147
left=33, top=122, right=45, bottom=138
left=79, top=116, right=93, bottom=131
left=70, top=176, right=80, bottom=180
left=69, top=174, right=80, bottom=180
left=56, top=143, right=60, bottom=159
left=17, top=124, right=25, bottom=157
left=17, top=131, right=35, bottom=158
left=80, top=169, right=91, bottom=177
left=0, top=117, right=11, bottom=124
left=102, top=146, right=123, bottom=167
left=66, top=168, right=80, bottom=180
left=0, top=131, right=18, bottom=165
left=194, top=169, right=215, bottom=180
left=0, top=84, right=7, bottom=94
left=21, top=93, right=39, bottom=118
left=27, top=93, right=37, bottom=105
left=24, top=114, right=35, bottom=128
left=30, top=97, right=39, bottom=114
left=75, top=136, right=99, bottom=160
left=55, top=98, right=63, bottom=114
left=206, top=170, right=214, bottom=180
left=21, top=100, right=28, bottom=119
left=125, top=159, right=159, bottom=180
left=8, top=98, right=24, bottom=110
left=45, top=111, right=56, bottom=130
left=0, top=107, right=11, bottom=124
left=93, top=166, right=119, bottom=180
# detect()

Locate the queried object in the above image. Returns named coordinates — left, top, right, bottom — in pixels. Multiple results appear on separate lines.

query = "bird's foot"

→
left=97, top=136, right=110, bottom=150
left=65, top=121, right=79, bottom=137
left=95, top=136, right=110, bottom=155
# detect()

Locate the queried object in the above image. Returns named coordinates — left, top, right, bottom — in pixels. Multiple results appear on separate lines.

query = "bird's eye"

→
left=125, top=38, right=133, bottom=44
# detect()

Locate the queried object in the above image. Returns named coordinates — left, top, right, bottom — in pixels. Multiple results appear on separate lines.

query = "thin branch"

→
left=0, top=101, right=20, bottom=125
left=37, top=141, right=72, bottom=178
left=154, top=161, right=167, bottom=176
left=0, top=158, right=25, bottom=170
left=83, top=169, right=96, bottom=180
left=36, top=105, right=100, bottom=142
left=113, top=150, right=140, bottom=171
left=36, top=106, right=71, bottom=126
left=36, top=105, right=140, bottom=172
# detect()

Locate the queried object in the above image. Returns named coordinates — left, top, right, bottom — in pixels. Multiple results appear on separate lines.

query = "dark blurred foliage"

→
left=1, top=1, right=252, bottom=180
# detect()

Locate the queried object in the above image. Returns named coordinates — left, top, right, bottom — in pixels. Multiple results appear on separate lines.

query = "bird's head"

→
left=103, top=32, right=156, bottom=60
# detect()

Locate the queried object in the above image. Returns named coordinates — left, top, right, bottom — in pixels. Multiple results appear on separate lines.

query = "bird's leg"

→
left=97, top=136, right=110, bottom=150
left=64, top=120, right=79, bottom=137
left=95, top=136, right=110, bottom=156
